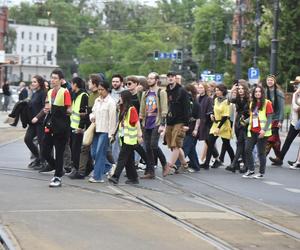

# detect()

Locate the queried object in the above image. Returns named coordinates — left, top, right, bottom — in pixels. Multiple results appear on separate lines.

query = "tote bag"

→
left=82, top=122, right=96, bottom=146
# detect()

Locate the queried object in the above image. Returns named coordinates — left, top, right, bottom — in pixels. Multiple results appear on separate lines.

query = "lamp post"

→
left=235, top=0, right=247, bottom=80
left=209, top=22, right=217, bottom=72
left=253, top=0, right=261, bottom=68
left=270, top=0, right=279, bottom=75
left=223, top=34, right=231, bottom=60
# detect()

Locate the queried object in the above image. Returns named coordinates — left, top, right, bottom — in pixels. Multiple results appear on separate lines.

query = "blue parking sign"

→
left=248, top=67, right=260, bottom=84
left=215, top=74, right=223, bottom=83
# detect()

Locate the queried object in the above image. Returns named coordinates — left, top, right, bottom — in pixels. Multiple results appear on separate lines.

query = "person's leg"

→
left=24, top=125, right=39, bottom=160
left=280, top=125, right=299, bottom=160
left=143, top=128, right=155, bottom=175
left=112, top=142, right=133, bottom=180
left=53, top=133, right=68, bottom=178
left=203, top=135, right=218, bottom=168
left=200, top=142, right=208, bottom=162
left=156, top=146, right=167, bottom=167
left=125, top=147, right=138, bottom=181
left=187, top=136, right=200, bottom=171
left=78, top=145, right=91, bottom=176
left=244, top=134, right=258, bottom=173
left=257, top=137, right=267, bottom=174
left=93, top=133, right=109, bottom=180
left=71, top=132, right=84, bottom=171
left=221, top=138, right=235, bottom=162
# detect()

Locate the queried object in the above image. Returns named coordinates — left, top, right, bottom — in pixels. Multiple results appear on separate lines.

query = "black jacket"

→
left=9, top=100, right=33, bottom=128
left=166, top=84, right=190, bottom=126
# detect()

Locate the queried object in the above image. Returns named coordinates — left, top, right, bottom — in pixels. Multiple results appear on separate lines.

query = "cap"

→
left=166, top=71, right=176, bottom=77
left=290, top=76, right=300, bottom=84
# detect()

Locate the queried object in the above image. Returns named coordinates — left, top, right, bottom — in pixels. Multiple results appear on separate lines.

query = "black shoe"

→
left=39, top=164, right=55, bottom=173
left=64, top=166, right=72, bottom=174
left=288, top=160, right=296, bottom=166
left=269, top=157, right=283, bottom=166
left=68, top=169, right=77, bottom=177
left=69, top=172, right=85, bottom=179
left=27, top=159, right=39, bottom=169
left=239, top=167, right=247, bottom=174
left=125, top=179, right=139, bottom=185
left=200, top=164, right=209, bottom=170
left=211, top=160, right=222, bottom=168
left=33, top=162, right=47, bottom=171
left=225, top=165, right=235, bottom=173
left=108, top=176, right=119, bottom=184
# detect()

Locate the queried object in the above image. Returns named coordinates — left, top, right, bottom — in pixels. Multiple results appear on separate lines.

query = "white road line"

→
left=284, top=188, right=300, bottom=194
left=263, top=181, right=283, bottom=186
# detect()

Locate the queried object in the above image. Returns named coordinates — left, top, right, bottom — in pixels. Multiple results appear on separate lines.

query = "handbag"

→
left=82, top=122, right=96, bottom=146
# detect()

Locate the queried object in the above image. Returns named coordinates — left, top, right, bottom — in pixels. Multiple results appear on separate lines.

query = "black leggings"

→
left=205, top=134, right=234, bottom=166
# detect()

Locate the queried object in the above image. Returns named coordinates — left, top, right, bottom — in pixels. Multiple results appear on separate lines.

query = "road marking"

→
left=2, top=209, right=145, bottom=213
left=263, top=181, right=283, bottom=186
left=285, top=188, right=300, bottom=194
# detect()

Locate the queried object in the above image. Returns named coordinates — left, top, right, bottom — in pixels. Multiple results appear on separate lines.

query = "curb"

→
left=0, top=225, right=21, bottom=250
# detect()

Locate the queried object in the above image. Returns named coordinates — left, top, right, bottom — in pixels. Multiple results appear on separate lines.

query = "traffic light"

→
left=177, top=51, right=182, bottom=61
left=154, top=50, right=159, bottom=60
left=47, top=51, right=52, bottom=61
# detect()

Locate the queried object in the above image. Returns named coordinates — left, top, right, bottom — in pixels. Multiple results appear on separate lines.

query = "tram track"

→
left=0, top=167, right=300, bottom=249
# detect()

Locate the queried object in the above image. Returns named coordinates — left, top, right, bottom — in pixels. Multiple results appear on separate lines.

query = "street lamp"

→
left=270, top=0, right=279, bottom=75
left=253, top=0, right=261, bottom=68
left=223, top=34, right=231, bottom=60
left=209, top=22, right=217, bottom=72
left=235, top=0, right=247, bottom=80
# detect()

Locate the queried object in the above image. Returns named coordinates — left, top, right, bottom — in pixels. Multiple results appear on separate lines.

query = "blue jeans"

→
left=176, top=134, right=200, bottom=171
left=91, top=132, right=110, bottom=180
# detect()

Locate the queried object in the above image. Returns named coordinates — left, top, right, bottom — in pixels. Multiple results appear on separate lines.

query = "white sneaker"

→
left=242, top=171, right=255, bottom=178
left=253, top=173, right=264, bottom=179
left=107, top=164, right=116, bottom=177
left=49, top=177, right=62, bottom=187
left=88, top=177, right=104, bottom=183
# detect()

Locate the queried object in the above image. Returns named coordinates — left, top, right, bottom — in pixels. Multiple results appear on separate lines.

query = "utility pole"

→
left=270, top=0, right=279, bottom=75
left=253, top=0, right=261, bottom=68
left=209, top=22, right=216, bottom=73
left=235, top=0, right=245, bottom=80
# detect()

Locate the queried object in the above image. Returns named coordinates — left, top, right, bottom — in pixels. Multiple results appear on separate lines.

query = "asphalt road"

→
left=0, top=132, right=300, bottom=250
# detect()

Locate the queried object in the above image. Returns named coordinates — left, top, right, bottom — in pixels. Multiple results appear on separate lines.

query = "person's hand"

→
left=158, top=125, right=165, bottom=134
left=192, top=129, right=198, bottom=137
left=76, top=128, right=84, bottom=134
left=43, top=107, right=50, bottom=114
left=259, top=129, right=265, bottom=138
left=210, top=114, right=215, bottom=122
left=90, top=117, right=95, bottom=123
left=31, top=117, right=38, bottom=124
left=278, top=122, right=282, bottom=128
left=109, top=136, right=115, bottom=144
left=182, top=126, right=189, bottom=132
left=137, top=135, right=143, bottom=144
left=214, top=128, right=220, bottom=136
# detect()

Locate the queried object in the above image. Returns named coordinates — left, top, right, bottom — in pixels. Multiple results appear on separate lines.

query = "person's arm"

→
left=181, top=89, right=190, bottom=126
left=139, top=92, right=146, bottom=121
left=108, top=101, right=117, bottom=139
left=217, top=116, right=229, bottom=128
left=278, top=91, right=285, bottom=123
left=78, top=94, right=89, bottom=129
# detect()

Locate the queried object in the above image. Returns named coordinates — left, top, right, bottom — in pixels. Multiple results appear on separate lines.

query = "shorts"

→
left=165, top=123, right=186, bottom=149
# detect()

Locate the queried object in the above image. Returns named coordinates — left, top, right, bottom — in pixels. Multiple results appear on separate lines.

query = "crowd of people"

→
left=5, top=69, right=300, bottom=187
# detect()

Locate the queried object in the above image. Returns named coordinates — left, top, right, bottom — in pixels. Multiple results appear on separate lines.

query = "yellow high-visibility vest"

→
left=248, top=99, right=272, bottom=137
left=119, top=107, right=137, bottom=145
left=47, top=88, right=65, bottom=107
left=70, top=92, right=88, bottom=129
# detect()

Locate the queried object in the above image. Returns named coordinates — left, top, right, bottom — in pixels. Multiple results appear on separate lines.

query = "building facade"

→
left=7, top=24, right=58, bottom=82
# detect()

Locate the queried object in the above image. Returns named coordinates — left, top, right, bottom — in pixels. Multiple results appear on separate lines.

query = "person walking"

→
left=108, top=90, right=142, bottom=184
left=25, top=75, right=47, bottom=170
left=243, top=86, right=273, bottom=178
left=68, top=77, right=89, bottom=179
left=264, top=75, right=284, bottom=160
left=200, top=84, right=234, bottom=169
left=18, top=81, right=28, bottom=101
left=89, top=81, right=116, bottom=183
left=2, top=81, right=11, bottom=112
left=139, top=72, right=168, bottom=179
left=226, top=81, right=250, bottom=173
left=42, top=69, right=72, bottom=187
left=162, top=71, right=191, bottom=176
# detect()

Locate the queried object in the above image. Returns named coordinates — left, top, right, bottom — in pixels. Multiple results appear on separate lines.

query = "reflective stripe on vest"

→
left=70, top=92, right=88, bottom=129
left=119, top=107, right=137, bottom=145
left=247, top=100, right=272, bottom=137
left=47, top=88, right=66, bottom=107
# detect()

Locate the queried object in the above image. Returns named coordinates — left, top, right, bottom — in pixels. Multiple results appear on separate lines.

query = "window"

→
left=21, top=31, right=24, bottom=39
left=44, top=33, right=47, bottom=41
left=29, top=32, right=32, bottom=40
left=36, top=57, right=39, bottom=64
left=36, top=45, right=39, bottom=53
left=51, top=33, right=54, bottom=41
left=36, top=33, right=39, bottom=40
left=43, top=45, right=47, bottom=53
left=43, top=58, right=46, bottom=65
left=21, top=44, right=24, bottom=52
left=29, top=44, right=32, bottom=52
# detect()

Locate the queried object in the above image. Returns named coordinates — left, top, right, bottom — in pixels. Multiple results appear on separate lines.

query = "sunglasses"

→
left=126, top=81, right=134, bottom=86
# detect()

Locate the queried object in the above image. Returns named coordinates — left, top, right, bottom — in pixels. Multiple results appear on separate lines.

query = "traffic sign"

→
left=215, top=74, right=223, bottom=83
left=248, top=67, right=260, bottom=84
